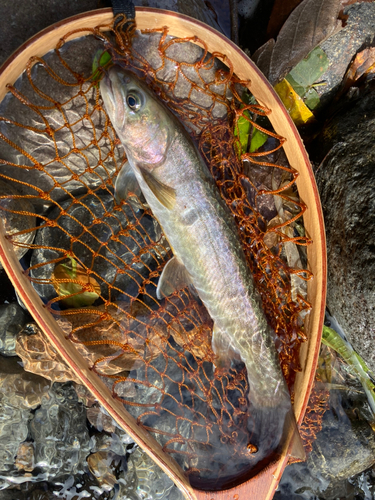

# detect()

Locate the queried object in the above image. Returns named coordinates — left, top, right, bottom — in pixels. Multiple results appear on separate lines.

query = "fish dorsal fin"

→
left=139, top=167, right=176, bottom=210
left=156, top=256, right=192, bottom=300
left=115, top=161, right=147, bottom=209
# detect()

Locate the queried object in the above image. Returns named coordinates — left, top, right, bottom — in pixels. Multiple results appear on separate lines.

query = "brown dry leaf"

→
left=336, top=47, right=375, bottom=100
left=264, top=215, right=283, bottom=249
left=267, top=0, right=303, bottom=39
left=252, top=39, right=275, bottom=81
left=266, top=0, right=342, bottom=85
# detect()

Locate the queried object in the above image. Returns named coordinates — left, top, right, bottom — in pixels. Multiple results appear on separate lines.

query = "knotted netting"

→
left=0, top=13, right=320, bottom=490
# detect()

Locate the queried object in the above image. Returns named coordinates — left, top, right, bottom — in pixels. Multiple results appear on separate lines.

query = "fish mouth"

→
left=101, top=69, right=125, bottom=127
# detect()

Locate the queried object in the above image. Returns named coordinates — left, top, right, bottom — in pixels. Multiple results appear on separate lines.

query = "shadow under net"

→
left=0, top=15, right=318, bottom=491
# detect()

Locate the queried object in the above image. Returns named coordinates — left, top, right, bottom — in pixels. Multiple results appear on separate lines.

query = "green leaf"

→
left=288, top=47, right=329, bottom=91
left=285, top=73, right=305, bottom=97
left=53, top=257, right=101, bottom=308
left=235, top=110, right=251, bottom=152
left=304, top=87, right=320, bottom=110
left=249, top=127, right=268, bottom=153
left=91, top=50, right=113, bottom=83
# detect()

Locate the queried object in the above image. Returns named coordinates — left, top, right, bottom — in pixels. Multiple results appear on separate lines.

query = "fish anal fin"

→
left=139, top=166, right=176, bottom=210
left=156, top=256, right=192, bottom=300
left=115, top=161, right=147, bottom=209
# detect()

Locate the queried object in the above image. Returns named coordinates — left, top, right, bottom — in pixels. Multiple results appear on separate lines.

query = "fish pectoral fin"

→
left=156, top=256, right=192, bottom=300
left=212, top=326, right=233, bottom=369
left=139, top=167, right=176, bottom=210
left=115, top=161, right=147, bottom=209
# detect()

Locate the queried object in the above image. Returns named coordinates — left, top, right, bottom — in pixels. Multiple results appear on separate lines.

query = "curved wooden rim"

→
left=0, top=8, right=326, bottom=500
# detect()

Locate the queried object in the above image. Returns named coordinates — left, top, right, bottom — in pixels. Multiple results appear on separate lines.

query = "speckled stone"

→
left=29, top=382, right=90, bottom=479
left=314, top=79, right=375, bottom=374
left=0, top=355, right=51, bottom=474
left=317, top=2, right=375, bottom=110
left=0, top=303, right=29, bottom=356
left=119, top=447, right=184, bottom=500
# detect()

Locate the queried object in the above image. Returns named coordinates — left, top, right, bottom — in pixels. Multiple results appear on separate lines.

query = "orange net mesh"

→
left=0, top=15, right=319, bottom=489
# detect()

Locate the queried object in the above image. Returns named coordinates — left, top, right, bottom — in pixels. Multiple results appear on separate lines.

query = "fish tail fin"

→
left=248, top=400, right=306, bottom=463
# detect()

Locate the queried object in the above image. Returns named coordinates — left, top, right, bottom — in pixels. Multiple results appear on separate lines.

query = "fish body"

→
left=100, top=67, right=303, bottom=458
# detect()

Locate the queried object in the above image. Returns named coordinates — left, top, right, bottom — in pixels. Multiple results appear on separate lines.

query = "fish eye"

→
left=126, top=92, right=142, bottom=112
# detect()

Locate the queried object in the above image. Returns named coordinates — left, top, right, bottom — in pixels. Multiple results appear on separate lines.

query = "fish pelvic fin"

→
left=139, top=166, right=176, bottom=210
left=156, top=256, right=193, bottom=300
left=115, top=161, right=147, bottom=209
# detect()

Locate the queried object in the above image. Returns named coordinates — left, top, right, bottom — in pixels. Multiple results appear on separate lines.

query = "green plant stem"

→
left=322, top=325, right=375, bottom=415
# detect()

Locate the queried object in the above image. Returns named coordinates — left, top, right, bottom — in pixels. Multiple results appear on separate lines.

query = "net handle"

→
left=0, top=8, right=326, bottom=500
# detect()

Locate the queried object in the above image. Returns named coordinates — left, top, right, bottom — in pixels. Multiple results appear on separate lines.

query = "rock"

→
left=0, top=355, right=50, bottom=475
left=86, top=406, right=134, bottom=447
left=14, top=442, right=34, bottom=472
left=0, top=35, right=121, bottom=214
left=0, top=180, right=36, bottom=269
left=130, top=31, right=230, bottom=124
left=29, top=382, right=90, bottom=479
left=29, top=193, right=163, bottom=304
left=15, top=322, right=82, bottom=384
left=314, top=79, right=375, bottom=374
left=119, top=447, right=184, bottom=500
left=276, top=398, right=375, bottom=500
left=0, top=403, right=30, bottom=473
left=0, top=355, right=51, bottom=409
left=0, top=303, right=29, bottom=356
left=87, top=450, right=123, bottom=492
left=275, top=343, right=375, bottom=500
left=316, top=3, right=375, bottom=110
left=134, top=0, right=222, bottom=32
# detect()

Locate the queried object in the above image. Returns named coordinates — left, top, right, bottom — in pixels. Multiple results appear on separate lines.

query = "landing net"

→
left=0, top=14, right=317, bottom=489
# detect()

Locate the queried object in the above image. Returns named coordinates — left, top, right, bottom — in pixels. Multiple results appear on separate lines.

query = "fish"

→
left=100, top=66, right=305, bottom=462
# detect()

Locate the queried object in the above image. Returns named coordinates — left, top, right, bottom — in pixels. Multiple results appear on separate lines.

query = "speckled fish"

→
left=100, top=66, right=304, bottom=460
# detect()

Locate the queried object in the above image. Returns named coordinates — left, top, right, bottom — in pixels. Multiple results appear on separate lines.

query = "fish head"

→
left=100, top=66, right=174, bottom=167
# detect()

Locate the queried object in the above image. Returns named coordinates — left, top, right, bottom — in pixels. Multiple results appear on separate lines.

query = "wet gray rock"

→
left=0, top=355, right=51, bottom=476
left=314, top=80, right=375, bottom=374
left=29, top=382, right=90, bottom=479
left=0, top=35, right=121, bottom=214
left=86, top=406, right=134, bottom=449
left=275, top=392, right=375, bottom=500
left=131, top=32, right=231, bottom=124
left=0, top=303, right=29, bottom=356
left=317, top=2, right=375, bottom=110
left=119, top=447, right=184, bottom=500
left=0, top=0, right=223, bottom=70
left=0, top=355, right=51, bottom=410
left=30, top=193, right=162, bottom=304
left=0, top=180, right=36, bottom=269
left=0, top=403, right=30, bottom=473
